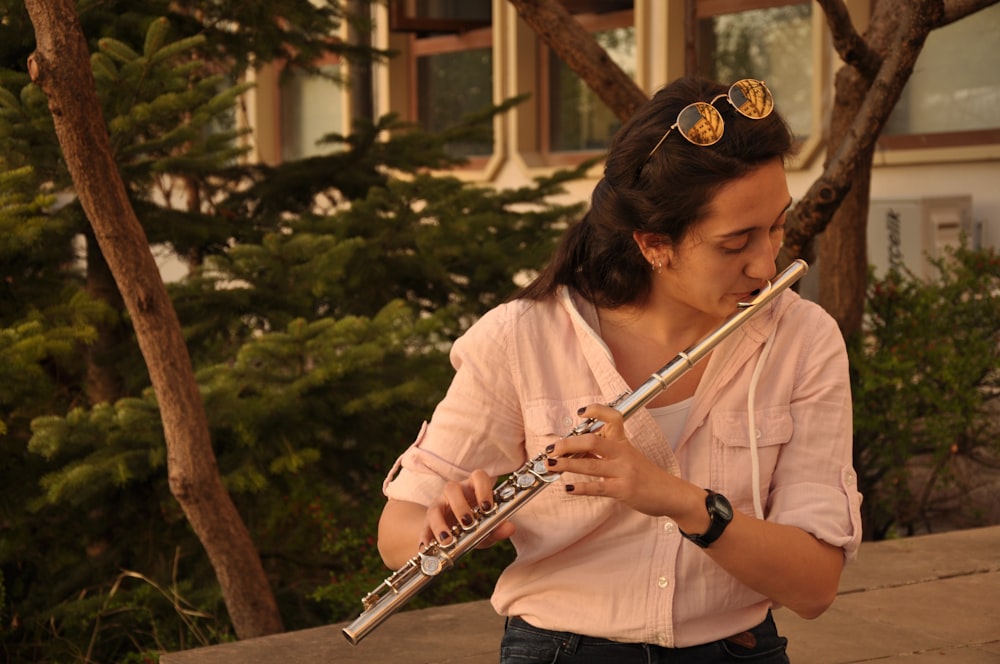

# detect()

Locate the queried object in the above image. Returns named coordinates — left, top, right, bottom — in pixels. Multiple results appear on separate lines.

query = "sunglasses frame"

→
left=643, top=79, right=774, bottom=165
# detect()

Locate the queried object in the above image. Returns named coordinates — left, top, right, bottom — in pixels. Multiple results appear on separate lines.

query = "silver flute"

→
left=342, top=259, right=809, bottom=645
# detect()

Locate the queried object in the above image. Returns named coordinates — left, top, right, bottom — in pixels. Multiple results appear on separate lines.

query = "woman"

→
left=377, top=77, right=862, bottom=663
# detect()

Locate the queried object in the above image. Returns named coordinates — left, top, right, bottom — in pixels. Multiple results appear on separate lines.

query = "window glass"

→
left=281, top=64, right=344, bottom=162
left=562, top=0, right=632, bottom=12
left=407, top=0, right=491, bottom=21
left=548, top=25, right=636, bottom=152
left=883, top=4, right=1000, bottom=136
left=416, top=47, right=494, bottom=157
left=696, top=3, right=813, bottom=140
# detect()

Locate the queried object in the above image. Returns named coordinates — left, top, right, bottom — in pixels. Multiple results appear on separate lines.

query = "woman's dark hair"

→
left=514, top=76, right=795, bottom=307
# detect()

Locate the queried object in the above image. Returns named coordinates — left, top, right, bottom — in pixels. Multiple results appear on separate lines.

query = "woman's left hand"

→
left=548, top=407, right=845, bottom=620
left=546, top=403, right=693, bottom=519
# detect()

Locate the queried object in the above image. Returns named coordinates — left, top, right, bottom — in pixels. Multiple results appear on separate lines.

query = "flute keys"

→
left=515, top=472, right=537, bottom=488
left=420, top=553, right=444, bottom=575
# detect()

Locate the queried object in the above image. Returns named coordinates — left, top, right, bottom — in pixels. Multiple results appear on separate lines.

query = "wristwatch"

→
left=680, top=489, right=734, bottom=548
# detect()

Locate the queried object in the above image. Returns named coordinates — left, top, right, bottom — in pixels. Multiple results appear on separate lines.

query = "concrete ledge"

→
left=162, top=525, right=1000, bottom=664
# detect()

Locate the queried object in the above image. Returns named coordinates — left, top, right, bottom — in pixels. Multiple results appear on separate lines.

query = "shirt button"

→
left=563, top=416, right=573, bottom=426
left=663, top=521, right=676, bottom=535
left=657, top=577, right=670, bottom=588
left=755, top=428, right=762, bottom=438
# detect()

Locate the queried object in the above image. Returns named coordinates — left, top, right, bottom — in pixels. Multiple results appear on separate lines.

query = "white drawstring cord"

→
left=746, top=328, right=777, bottom=520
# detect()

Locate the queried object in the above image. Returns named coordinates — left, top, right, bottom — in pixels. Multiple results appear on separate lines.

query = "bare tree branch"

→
left=786, top=1, right=937, bottom=256
left=817, top=0, right=880, bottom=78
left=506, top=0, right=647, bottom=122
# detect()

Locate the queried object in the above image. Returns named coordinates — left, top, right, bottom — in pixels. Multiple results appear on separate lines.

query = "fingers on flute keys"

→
left=546, top=403, right=625, bottom=493
left=424, top=470, right=495, bottom=549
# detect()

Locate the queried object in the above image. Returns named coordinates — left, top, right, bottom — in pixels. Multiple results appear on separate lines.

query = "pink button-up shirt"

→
left=383, top=287, right=862, bottom=647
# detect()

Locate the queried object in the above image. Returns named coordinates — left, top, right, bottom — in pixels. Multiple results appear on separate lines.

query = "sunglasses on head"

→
left=642, top=79, right=775, bottom=165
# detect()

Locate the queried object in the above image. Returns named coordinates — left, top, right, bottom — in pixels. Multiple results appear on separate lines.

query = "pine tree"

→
left=1, top=1, right=585, bottom=659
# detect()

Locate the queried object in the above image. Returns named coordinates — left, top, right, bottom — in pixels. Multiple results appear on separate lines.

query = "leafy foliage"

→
left=0, top=2, right=585, bottom=661
left=850, top=244, right=1000, bottom=539
left=307, top=489, right=515, bottom=621
left=2, top=1, right=997, bottom=661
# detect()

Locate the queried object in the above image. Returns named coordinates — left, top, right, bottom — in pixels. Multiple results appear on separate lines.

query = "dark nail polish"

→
left=565, top=484, right=575, bottom=492
left=547, top=458, right=557, bottom=467
left=439, top=530, right=451, bottom=542
left=545, top=443, right=555, bottom=454
left=481, top=501, right=493, bottom=512
left=577, top=406, right=587, bottom=415
left=461, top=514, right=474, bottom=527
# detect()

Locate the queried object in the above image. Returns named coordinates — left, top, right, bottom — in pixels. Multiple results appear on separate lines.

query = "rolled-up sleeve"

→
left=768, top=305, right=863, bottom=561
left=383, top=304, right=527, bottom=506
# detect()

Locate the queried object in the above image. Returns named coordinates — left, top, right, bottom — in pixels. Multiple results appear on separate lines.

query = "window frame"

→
left=276, top=53, right=348, bottom=163
left=536, top=7, right=636, bottom=166
left=878, top=129, right=1000, bottom=151
left=873, top=3, right=1000, bottom=155
left=405, top=24, right=496, bottom=170
left=389, top=1, right=491, bottom=34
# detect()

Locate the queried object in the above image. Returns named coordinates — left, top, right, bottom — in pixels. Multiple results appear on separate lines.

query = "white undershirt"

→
left=646, top=397, right=694, bottom=450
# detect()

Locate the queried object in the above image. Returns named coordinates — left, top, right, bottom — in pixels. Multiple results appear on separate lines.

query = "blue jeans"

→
left=500, top=612, right=789, bottom=664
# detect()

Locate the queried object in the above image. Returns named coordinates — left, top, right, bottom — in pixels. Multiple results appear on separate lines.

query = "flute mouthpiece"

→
left=737, top=280, right=772, bottom=308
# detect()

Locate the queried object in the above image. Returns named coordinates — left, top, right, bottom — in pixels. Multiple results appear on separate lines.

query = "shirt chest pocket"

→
left=711, top=406, right=793, bottom=515
left=523, top=397, right=602, bottom=495
left=523, top=398, right=595, bottom=455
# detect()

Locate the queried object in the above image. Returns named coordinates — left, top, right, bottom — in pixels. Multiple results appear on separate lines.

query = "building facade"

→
left=248, top=0, right=1000, bottom=280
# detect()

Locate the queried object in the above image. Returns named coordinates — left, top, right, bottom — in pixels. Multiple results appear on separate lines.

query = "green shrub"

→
left=850, top=243, right=1000, bottom=539
left=308, top=487, right=515, bottom=623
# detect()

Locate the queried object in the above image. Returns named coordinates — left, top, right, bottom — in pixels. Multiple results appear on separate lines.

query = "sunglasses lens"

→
left=676, top=102, right=724, bottom=146
left=644, top=79, right=773, bottom=168
left=728, top=79, right=774, bottom=119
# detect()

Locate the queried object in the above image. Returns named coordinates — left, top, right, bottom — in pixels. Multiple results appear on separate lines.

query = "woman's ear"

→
left=633, top=231, right=671, bottom=268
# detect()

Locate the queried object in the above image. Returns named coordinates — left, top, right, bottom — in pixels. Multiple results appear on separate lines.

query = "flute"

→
left=343, top=259, right=809, bottom=645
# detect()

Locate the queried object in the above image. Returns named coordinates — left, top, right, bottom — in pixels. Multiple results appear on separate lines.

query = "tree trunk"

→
left=507, top=0, right=647, bottom=121
left=787, top=0, right=946, bottom=336
left=23, top=0, right=284, bottom=639
left=347, top=0, right=375, bottom=123
left=84, top=225, right=127, bottom=405
left=817, top=67, right=874, bottom=337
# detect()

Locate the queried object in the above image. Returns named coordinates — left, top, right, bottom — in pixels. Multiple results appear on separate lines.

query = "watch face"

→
left=709, top=493, right=734, bottom=520
left=681, top=491, right=734, bottom=548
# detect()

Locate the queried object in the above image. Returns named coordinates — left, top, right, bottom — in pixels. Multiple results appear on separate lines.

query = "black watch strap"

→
left=680, top=490, right=734, bottom=548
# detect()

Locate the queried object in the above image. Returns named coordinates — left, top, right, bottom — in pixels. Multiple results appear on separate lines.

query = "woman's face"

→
left=652, top=158, right=791, bottom=321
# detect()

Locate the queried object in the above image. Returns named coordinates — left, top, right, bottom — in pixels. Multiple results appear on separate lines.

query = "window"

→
left=411, top=29, right=494, bottom=158
left=694, top=1, right=814, bottom=142
left=541, top=4, right=635, bottom=158
left=391, top=1, right=495, bottom=160
left=280, top=64, right=346, bottom=162
left=390, top=0, right=491, bottom=34
left=880, top=4, right=1000, bottom=149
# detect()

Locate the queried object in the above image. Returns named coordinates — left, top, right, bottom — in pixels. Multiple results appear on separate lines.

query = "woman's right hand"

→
left=378, top=470, right=515, bottom=569
left=421, top=468, right=516, bottom=551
